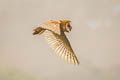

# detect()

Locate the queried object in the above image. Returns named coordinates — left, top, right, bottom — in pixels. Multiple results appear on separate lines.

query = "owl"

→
left=33, top=20, right=80, bottom=65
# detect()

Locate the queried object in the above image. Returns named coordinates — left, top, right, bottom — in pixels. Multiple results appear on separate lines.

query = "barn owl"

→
left=33, top=20, right=80, bottom=65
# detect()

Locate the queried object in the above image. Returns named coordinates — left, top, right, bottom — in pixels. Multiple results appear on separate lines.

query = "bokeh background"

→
left=0, top=0, right=120, bottom=80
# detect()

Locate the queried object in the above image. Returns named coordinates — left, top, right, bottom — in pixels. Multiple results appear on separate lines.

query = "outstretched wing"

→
left=38, top=20, right=61, bottom=35
left=44, top=30, right=80, bottom=65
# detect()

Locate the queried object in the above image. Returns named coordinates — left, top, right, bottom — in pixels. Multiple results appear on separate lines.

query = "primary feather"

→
left=44, top=30, right=80, bottom=64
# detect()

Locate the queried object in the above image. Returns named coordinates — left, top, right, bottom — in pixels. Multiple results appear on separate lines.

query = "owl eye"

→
left=66, top=23, right=72, bottom=32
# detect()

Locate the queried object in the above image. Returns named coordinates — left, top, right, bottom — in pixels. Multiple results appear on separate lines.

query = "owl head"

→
left=60, top=20, right=72, bottom=32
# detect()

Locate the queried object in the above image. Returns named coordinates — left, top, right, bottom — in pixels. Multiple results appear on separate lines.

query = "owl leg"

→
left=33, top=27, right=45, bottom=35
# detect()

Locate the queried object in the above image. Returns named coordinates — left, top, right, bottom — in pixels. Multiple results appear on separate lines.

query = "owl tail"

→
left=33, top=27, right=45, bottom=35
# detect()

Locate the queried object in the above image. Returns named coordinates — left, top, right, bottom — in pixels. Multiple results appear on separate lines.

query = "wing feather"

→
left=44, top=30, right=80, bottom=64
left=38, top=20, right=61, bottom=35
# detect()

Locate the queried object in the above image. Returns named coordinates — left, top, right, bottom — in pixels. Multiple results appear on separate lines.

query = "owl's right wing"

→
left=44, top=30, right=80, bottom=65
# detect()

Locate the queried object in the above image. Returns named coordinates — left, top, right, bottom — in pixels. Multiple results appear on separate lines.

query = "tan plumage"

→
left=33, top=20, right=80, bottom=65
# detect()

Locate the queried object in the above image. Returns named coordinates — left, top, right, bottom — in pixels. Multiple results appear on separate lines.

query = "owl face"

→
left=65, top=22, right=72, bottom=32
left=61, top=20, right=72, bottom=32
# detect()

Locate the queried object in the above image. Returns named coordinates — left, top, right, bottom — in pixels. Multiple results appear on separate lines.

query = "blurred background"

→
left=0, top=0, right=120, bottom=80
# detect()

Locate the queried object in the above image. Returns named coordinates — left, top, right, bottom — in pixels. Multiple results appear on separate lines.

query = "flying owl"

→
left=33, top=20, right=80, bottom=65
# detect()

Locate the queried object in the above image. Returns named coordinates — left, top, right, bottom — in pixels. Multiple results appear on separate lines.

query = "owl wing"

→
left=44, top=30, right=80, bottom=65
left=38, top=20, right=61, bottom=35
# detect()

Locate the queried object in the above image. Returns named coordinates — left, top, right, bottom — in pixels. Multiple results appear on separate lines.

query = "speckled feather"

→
left=39, top=20, right=61, bottom=35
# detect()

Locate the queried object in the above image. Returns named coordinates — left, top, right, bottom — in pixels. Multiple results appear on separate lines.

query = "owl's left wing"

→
left=44, top=30, right=80, bottom=65
left=38, top=20, right=61, bottom=35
